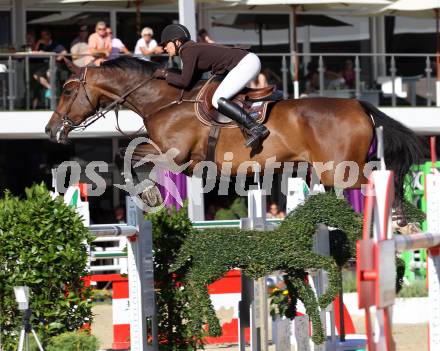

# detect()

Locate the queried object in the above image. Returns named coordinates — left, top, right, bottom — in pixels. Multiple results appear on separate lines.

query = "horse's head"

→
left=46, top=57, right=163, bottom=144
left=45, top=59, right=102, bottom=143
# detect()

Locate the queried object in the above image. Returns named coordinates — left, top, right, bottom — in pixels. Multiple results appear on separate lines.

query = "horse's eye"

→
left=64, top=89, right=72, bottom=96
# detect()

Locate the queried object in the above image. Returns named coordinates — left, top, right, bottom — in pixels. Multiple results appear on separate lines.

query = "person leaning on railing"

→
left=86, top=21, right=112, bottom=66
left=134, top=27, right=163, bottom=61
left=31, top=28, right=67, bottom=109
left=106, top=27, right=130, bottom=60
left=70, top=24, right=89, bottom=67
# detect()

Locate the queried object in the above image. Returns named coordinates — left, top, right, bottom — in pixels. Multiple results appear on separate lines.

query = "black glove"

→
left=153, top=68, right=168, bottom=79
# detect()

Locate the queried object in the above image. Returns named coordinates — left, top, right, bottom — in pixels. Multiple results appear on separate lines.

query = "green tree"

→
left=145, top=204, right=196, bottom=349
left=0, top=184, right=93, bottom=350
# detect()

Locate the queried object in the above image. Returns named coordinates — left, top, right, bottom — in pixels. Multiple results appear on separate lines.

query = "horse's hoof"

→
left=141, top=185, right=163, bottom=209
left=395, top=222, right=422, bottom=235
left=392, top=207, right=407, bottom=228
left=396, top=218, right=408, bottom=227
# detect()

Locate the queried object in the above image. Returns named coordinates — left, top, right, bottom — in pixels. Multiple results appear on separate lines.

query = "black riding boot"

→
left=217, top=97, right=270, bottom=148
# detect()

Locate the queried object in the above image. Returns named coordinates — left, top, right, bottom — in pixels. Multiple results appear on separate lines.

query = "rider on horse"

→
left=153, top=23, right=270, bottom=148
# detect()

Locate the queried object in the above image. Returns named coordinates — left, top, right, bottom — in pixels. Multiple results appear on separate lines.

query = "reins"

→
left=114, top=88, right=201, bottom=138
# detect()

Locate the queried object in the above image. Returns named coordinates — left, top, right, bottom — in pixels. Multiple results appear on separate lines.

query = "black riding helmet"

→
left=160, top=24, right=191, bottom=47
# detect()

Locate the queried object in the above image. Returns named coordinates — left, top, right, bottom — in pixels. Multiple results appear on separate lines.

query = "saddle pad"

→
left=195, top=77, right=273, bottom=129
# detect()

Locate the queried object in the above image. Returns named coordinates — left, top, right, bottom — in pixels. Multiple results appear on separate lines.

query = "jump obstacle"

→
left=88, top=196, right=157, bottom=351
left=358, top=155, right=440, bottom=350
left=57, top=165, right=364, bottom=350
left=358, top=168, right=440, bottom=351
left=57, top=175, right=158, bottom=351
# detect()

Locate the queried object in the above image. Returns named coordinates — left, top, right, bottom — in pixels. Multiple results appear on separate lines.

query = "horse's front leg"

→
left=284, top=270, right=325, bottom=345
left=290, top=253, right=341, bottom=309
left=116, top=142, right=165, bottom=211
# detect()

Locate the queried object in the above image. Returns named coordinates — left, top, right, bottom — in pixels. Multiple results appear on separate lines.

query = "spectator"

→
left=25, top=29, right=36, bottom=51
left=71, top=24, right=88, bottom=47
left=34, top=28, right=67, bottom=58
left=305, top=61, right=320, bottom=93
left=134, top=27, right=162, bottom=60
left=86, top=21, right=111, bottom=66
left=106, top=27, right=130, bottom=60
left=325, top=67, right=345, bottom=90
left=70, top=25, right=89, bottom=67
left=32, top=28, right=67, bottom=108
left=197, top=28, right=215, bottom=43
left=342, top=59, right=355, bottom=89
left=266, top=202, right=285, bottom=219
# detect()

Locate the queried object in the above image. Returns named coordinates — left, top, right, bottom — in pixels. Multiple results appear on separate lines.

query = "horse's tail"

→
left=358, top=100, right=426, bottom=202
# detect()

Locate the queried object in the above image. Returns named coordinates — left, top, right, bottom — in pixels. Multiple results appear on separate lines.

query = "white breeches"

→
left=212, top=53, right=261, bottom=109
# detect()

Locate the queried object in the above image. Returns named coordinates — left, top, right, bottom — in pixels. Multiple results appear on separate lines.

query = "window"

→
left=0, top=11, right=11, bottom=50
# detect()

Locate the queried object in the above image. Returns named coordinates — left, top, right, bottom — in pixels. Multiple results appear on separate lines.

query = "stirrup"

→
left=244, top=134, right=260, bottom=148
left=244, top=126, right=269, bottom=148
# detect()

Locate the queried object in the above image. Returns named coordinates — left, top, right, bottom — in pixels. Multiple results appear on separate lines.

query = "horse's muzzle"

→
left=45, top=124, right=52, bottom=138
left=45, top=122, right=68, bottom=144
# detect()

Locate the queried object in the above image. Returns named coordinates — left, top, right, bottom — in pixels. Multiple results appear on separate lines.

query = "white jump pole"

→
left=239, top=166, right=268, bottom=351
left=186, top=176, right=205, bottom=221
left=286, top=177, right=309, bottom=215
left=125, top=196, right=158, bottom=351
left=423, top=171, right=440, bottom=348
left=395, top=232, right=440, bottom=251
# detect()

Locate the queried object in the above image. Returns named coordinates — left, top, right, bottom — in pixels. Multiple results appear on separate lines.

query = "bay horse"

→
left=45, top=57, right=424, bottom=216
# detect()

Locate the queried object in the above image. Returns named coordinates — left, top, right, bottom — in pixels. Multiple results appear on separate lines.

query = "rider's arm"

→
left=166, top=48, right=197, bottom=88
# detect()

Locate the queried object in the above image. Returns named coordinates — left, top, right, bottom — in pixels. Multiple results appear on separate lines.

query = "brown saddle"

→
left=195, top=76, right=281, bottom=129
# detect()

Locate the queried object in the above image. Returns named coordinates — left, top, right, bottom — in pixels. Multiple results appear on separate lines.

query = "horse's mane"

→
left=101, top=57, right=160, bottom=74
left=101, top=56, right=202, bottom=91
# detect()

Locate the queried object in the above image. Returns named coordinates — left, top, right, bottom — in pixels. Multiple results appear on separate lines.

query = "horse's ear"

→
left=63, top=57, right=81, bottom=75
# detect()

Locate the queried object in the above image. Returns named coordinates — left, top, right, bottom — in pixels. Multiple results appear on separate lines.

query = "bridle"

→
left=53, top=66, right=155, bottom=132
left=53, top=65, right=201, bottom=139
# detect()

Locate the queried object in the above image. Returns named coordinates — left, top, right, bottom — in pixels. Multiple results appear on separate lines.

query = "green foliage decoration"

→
left=401, top=199, right=426, bottom=224
left=46, top=331, right=99, bottom=351
left=172, top=192, right=363, bottom=345
left=146, top=193, right=423, bottom=348
left=0, top=184, right=94, bottom=350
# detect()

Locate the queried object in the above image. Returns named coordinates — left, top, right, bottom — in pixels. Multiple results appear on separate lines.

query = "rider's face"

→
left=164, top=41, right=176, bottom=56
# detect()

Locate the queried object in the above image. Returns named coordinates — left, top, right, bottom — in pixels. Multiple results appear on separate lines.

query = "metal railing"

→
left=0, top=52, right=439, bottom=111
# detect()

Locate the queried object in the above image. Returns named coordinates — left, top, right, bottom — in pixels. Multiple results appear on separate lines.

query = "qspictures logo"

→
left=54, top=137, right=381, bottom=212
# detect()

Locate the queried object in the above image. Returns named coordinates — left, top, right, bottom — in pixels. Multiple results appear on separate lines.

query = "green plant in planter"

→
left=0, top=184, right=93, bottom=350
left=172, top=192, right=363, bottom=345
